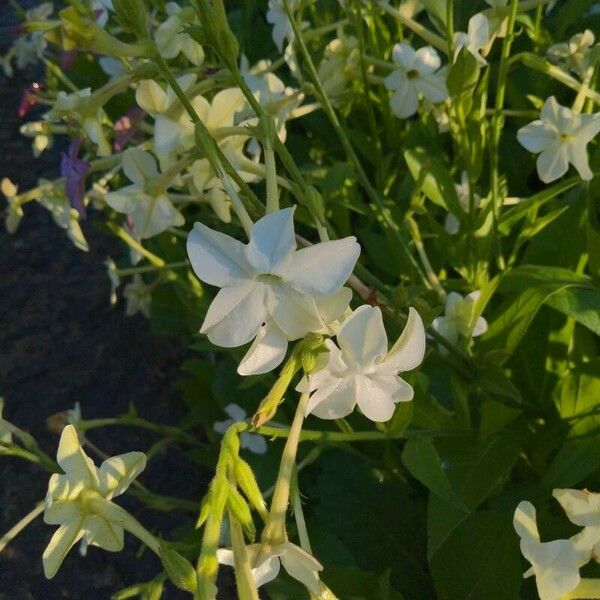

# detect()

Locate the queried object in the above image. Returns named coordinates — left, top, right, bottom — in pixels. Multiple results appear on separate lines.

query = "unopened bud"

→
left=159, top=543, right=197, bottom=593
left=234, top=458, right=268, bottom=520
left=227, top=487, right=255, bottom=541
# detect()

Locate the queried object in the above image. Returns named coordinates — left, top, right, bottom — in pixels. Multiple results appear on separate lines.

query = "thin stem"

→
left=106, top=224, right=165, bottom=268
left=291, top=471, right=311, bottom=553
left=446, top=0, right=455, bottom=59
left=229, top=513, right=260, bottom=600
left=256, top=425, right=406, bottom=442
left=264, top=136, right=279, bottom=213
left=261, top=393, right=310, bottom=545
left=0, top=501, right=45, bottom=554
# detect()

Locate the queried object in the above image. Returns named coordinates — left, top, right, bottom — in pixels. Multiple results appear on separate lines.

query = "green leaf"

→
left=446, top=48, right=479, bottom=99
left=404, top=148, right=463, bottom=218
left=402, top=438, right=467, bottom=511
left=545, top=286, right=600, bottom=336
left=429, top=511, right=522, bottom=600
left=324, top=567, right=405, bottom=600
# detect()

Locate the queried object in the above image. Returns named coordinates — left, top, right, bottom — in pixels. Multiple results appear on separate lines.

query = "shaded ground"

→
left=0, top=5, right=225, bottom=599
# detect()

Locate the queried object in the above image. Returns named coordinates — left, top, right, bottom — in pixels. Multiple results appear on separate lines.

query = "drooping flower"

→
left=61, top=136, right=91, bottom=219
left=384, top=43, right=448, bottom=119
left=548, top=30, right=596, bottom=78
left=432, top=291, right=487, bottom=347
left=104, top=148, right=184, bottom=239
left=187, top=207, right=360, bottom=375
left=298, top=305, right=426, bottom=422
left=513, top=501, right=581, bottom=600
left=454, top=13, right=491, bottom=66
left=1, top=177, right=24, bottom=234
left=553, top=488, right=600, bottom=565
left=517, top=96, right=600, bottom=183
left=43, top=425, right=146, bottom=578
left=213, top=404, right=267, bottom=454
left=217, top=541, right=322, bottom=593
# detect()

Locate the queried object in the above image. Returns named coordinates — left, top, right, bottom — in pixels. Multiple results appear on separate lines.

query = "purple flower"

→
left=61, top=136, right=91, bottom=219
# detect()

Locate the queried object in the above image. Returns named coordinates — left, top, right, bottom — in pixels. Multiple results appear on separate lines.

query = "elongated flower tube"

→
left=187, top=207, right=359, bottom=375
left=297, top=305, right=426, bottom=422
left=43, top=425, right=147, bottom=578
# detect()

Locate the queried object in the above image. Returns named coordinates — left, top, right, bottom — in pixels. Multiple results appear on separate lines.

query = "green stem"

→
left=0, top=501, right=44, bottom=554
left=261, top=393, right=310, bottom=545
left=106, top=224, right=166, bottom=268
left=229, top=512, right=260, bottom=600
left=264, top=135, right=279, bottom=213
left=256, top=425, right=404, bottom=442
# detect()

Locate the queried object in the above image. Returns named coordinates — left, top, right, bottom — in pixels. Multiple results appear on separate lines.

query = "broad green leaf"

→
left=429, top=511, right=522, bottom=600
left=402, top=438, right=467, bottom=511
left=324, top=567, right=405, bottom=600
left=446, top=48, right=479, bottom=99
left=545, top=286, right=600, bottom=336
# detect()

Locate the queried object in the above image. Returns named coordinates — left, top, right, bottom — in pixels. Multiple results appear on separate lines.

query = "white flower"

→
left=104, top=148, right=184, bottom=239
left=445, top=172, right=481, bottom=235
left=318, top=34, right=360, bottom=104
left=155, top=2, right=204, bottom=65
left=213, top=404, right=267, bottom=454
left=43, top=425, right=146, bottom=578
left=93, top=0, right=113, bottom=27
left=513, top=501, right=581, bottom=600
left=217, top=541, right=322, bottom=593
left=517, top=96, right=600, bottom=183
left=432, top=291, right=487, bottom=346
left=298, top=305, right=425, bottom=422
left=20, top=120, right=54, bottom=157
left=266, top=0, right=300, bottom=53
left=123, top=274, right=152, bottom=318
left=384, top=43, right=448, bottom=119
left=548, top=30, right=596, bottom=78
left=553, top=489, right=600, bottom=565
left=186, top=207, right=360, bottom=375
left=0, top=399, right=13, bottom=449
left=454, top=13, right=490, bottom=66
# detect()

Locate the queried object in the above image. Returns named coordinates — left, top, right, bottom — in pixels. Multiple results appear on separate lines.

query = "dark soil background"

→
left=0, top=4, right=230, bottom=599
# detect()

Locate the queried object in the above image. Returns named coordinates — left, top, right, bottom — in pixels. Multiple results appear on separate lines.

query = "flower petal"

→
left=379, top=307, right=425, bottom=373
left=414, top=46, right=441, bottom=73
left=245, top=207, right=296, bottom=273
left=517, top=121, right=556, bottom=153
left=281, top=543, right=322, bottom=595
left=98, top=452, right=146, bottom=499
left=355, top=374, right=398, bottom=422
left=537, top=143, right=569, bottom=183
left=391, top=43, right=416, bottom=69
left=56, top=425, right=99, bottom=489
left=270, top=286, right=324, bottom=339
left=337, top=305, right=388, bottom=368
left=389, top=82, right=419, bottom=118
left=84, top=515, right=124, bottom=551
left=284, top=237, right=360, bottom=295
left=187, top=222, right=252, bottom=287
left=306, top=377, right=357, bottom=420
left=206, top=88, right=245, bottom=130
left=201, top=283, right=266, bottom=347
left=43, top=518, right=85, bottom=578
left=237, top=320, right=289, bottom=376
left=122, top=148, right=158, bottom=184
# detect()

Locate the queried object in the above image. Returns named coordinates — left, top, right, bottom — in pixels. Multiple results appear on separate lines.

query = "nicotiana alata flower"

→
left=43, top=425, right=146, bottom=578
left=298, top=305, right=426, bottom=422
left=187, top=207, right=360, bottom=375
left=154, top=2, right=204, bottom=65
left=513, top=501, right=581, bottom=600
left=213, top=404, right=267, bottom=454
left=218, top=541, right=322, bottom=593
left=553, top=488, right=600, bottom=565
left=454, top=14, right=491, bottom=66
left=384, top=43, right=448, bottom=119
left=0, top=398, right=13, bottom=449
left=517, top=96, right=600, bottom=183
left=432, top=291, right=487, bottom=347
left=445, top=172, right=481, bottom=235
left=61, top=136, right=90, bottom=219
left=548, top=30, right=597, bottom=78
left=318, top=33, right=360, bottom=104
left=104, top=148, right=184, bottom=239
left=266, top=0, right=302, bottom=53
left=123, top=274, right=152, bottom=318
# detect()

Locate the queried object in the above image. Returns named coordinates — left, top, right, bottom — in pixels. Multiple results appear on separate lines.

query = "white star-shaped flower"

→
left=432, top=291, right=487, bottom=347
left=43, top=425, right=146, bottom=578
left=104, top=148, right=184, bottom=239
left=384, top=43, right=448, bottom=119
left=548, top=30, right=596, bottom=77
left=454, top=13, right=490, bottom=66
left=517, top=96, right=600, bottom=183
left=187, top=207, right=359, bottom=376
left=154, top=2, right=204, bottom=65
left=553, top=488, right=600, bottom=565
left=213, top=404, right=267, bottom=454
left=513, top=501, right=581, bottom=600
left=217, top=541, right=322, bottom=593
left=123, top=274, right=152, bottom=318
left=298, top=305, right=425, bottom=422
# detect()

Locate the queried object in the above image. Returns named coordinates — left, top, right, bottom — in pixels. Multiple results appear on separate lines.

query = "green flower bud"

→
left=159, top=543, right=197, bottom=593
left=234, top=458, right=268, bottom=521
left=227, top=487, right=256, bottom=541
